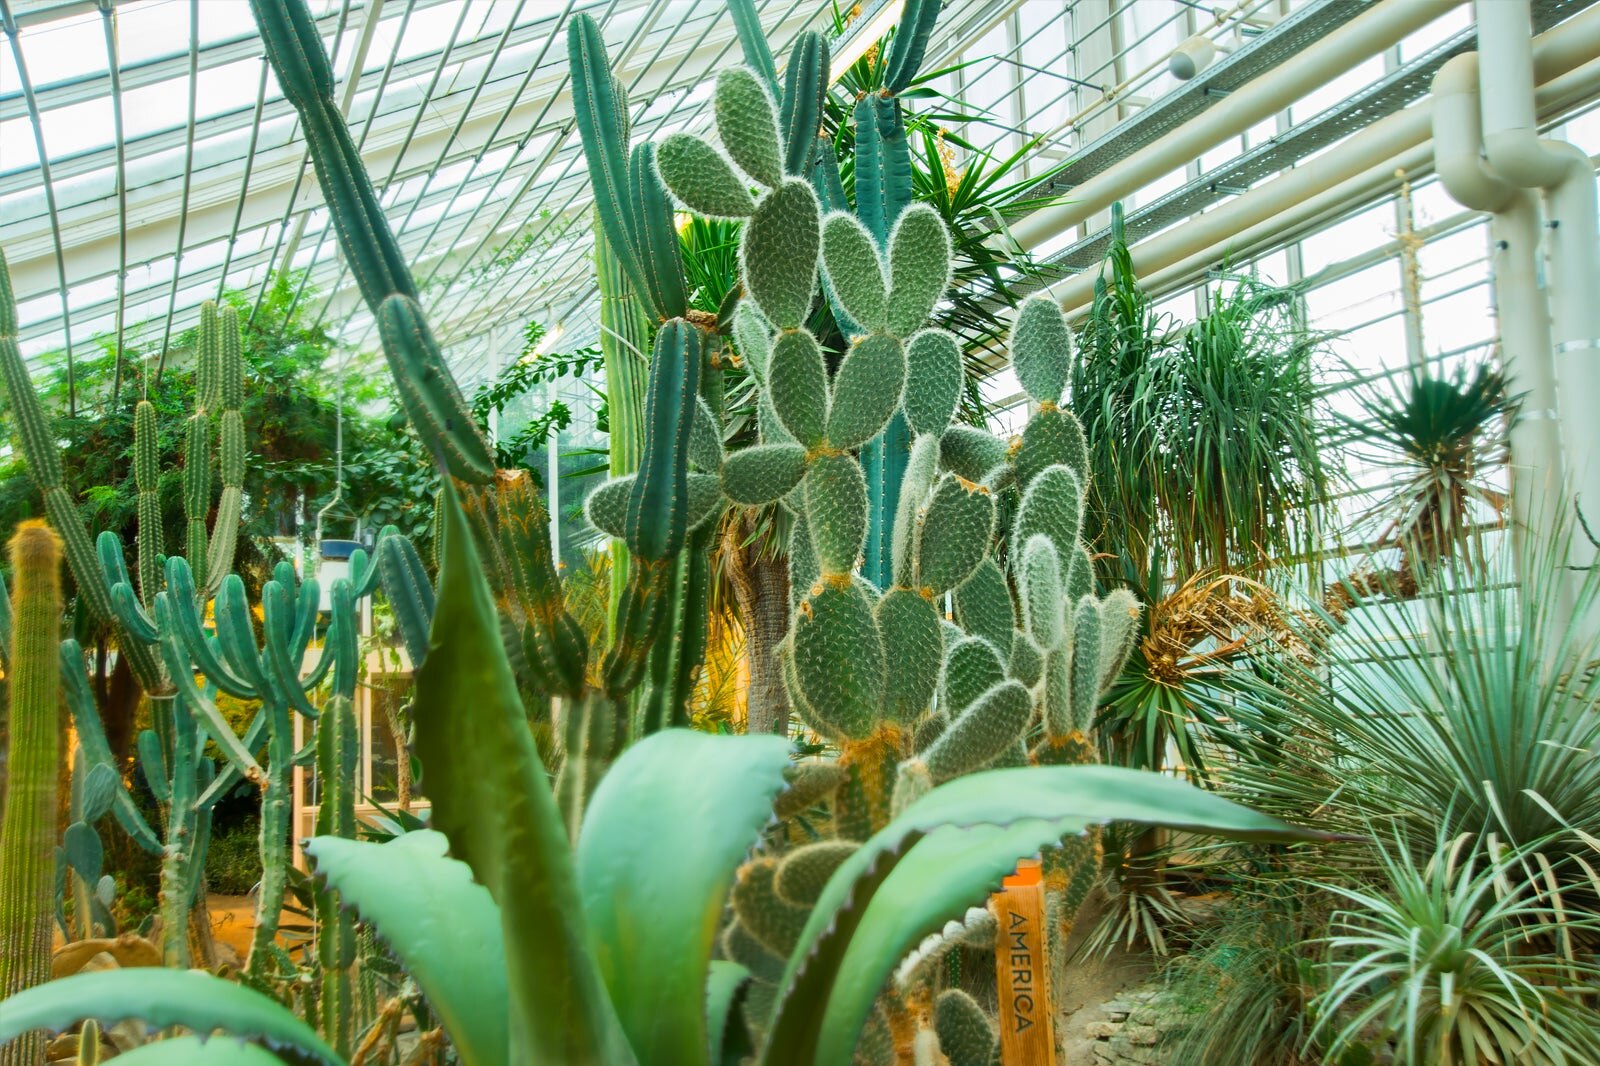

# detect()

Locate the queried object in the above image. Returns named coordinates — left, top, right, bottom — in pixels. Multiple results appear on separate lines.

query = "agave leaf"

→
left=706, top=959, right=752, bottom=1066
left=0, top=970, right=338, bottom=1066
left=413, top=484, right=634, bottom=1064
left=576, top=730, right=791, bottom=1066
left=763, top=765, right=1327, bottom=1065
left=304, top=830, right=507, bottom=1066
left=112, top=1037, right=293, bottom=1065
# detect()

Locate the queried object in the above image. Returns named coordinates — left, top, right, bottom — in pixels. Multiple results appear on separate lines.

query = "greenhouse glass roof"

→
left=7, top=0, right=1588, bottom=397
left=4, top=0, right=1317, bottom=391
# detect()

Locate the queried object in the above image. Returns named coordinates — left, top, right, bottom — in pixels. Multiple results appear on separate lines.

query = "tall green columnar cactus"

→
left=593, top=215, right=651, bottom=640
left=653, top=53, right=1142, bottom=1053
left=0, top=521, right=61, bottom=1066
left=207, top=301, right=248, bottom=591
left=569, top=14, right=719, bottom=737
left=314, top=693, right=359, bottom=1059
left=0, top=252, right=166, bottom=695
left=725, top=0, right=942, bottom=591
left=249, top=0, right=492, bottom=484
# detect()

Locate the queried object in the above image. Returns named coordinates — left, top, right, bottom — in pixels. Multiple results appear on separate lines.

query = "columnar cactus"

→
left=0, top=521, right=62, bottom=1066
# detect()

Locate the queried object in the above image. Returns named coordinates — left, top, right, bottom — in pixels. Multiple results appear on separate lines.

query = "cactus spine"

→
left=0, top=521, right=62, bottom=1066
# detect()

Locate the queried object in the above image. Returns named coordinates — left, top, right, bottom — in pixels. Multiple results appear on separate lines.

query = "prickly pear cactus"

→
left=638, top=41, right=1143, bottom=1060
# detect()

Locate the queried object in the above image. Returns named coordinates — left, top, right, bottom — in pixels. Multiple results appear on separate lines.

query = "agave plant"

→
left=0, top=486, right=1324, bottom=1066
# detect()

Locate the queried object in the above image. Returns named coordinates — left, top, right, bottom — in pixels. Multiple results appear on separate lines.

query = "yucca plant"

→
left=1231, top=522, right=1600, bottom=864
left=1312, top=830, right=1600, bottom=1066
left=1346, top=360, right=1515, bottom=583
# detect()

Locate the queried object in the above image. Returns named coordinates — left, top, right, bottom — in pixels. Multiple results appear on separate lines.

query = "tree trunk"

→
left=724, top=518, right=790, bottom=736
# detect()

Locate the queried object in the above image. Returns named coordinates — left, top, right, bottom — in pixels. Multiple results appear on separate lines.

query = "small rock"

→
left=1126, top=1025, right=1160, bottom=1047
left=1084, top=1021, right=1119, bottom=1040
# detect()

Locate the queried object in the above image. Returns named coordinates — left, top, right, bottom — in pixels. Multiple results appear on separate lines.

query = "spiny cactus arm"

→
left=741, top=179, right=821, bottom=331
left=205, top=307, right=247, bottom=596
left=133, top=399, right=162, bottom=608
left=313, top=694, right=359, bottom=1059
left=1009, top=294, right=1074, bottom=408
left=328, top=578, right=359, bottom=702
left=181, top=411, right=212, bottom=594
left=852, top=95, right=912, bottom=246
left=788, top=581, right=885, bottom=741
left=876, top=588, right=943, bottom=724
left=860, top=414, right=912, bottom=592
left=567, top=14, right=665, bottom=320
left=374, top=296, right=497, bottom=484
left=803, top=453, right=868, bottom=577
left=99, top=530, right=157, bottom=635
left=1096, top=588, right=1142, bottom=690
left=934, top=989, right=999, bottom=1066
left=1019, top=535, right=1066, bottom=652
left=628, top=142, right=689, bottom=319
left=249, top=0, right=493, bottom=483
left=890, top=433, right=941, bottom=588
left=655, top=134, right=757, bottom=219
left=913, top=474, right=997, bottom=596
left=625, top=320, right=699, bottom=562
left=726, top=0, right=780, bottom=97
left=109, top=581, right=161, bottom=646
left=152, top=595, right=265, bottom=784
left=953, top=558, right=1015, bottom=653
left=1011, top=463, right=1084, bottom=566
left=260, top=580, right=321, bottom=720
left=601, top=557, right=673, bottom=699
left=157, top=692, right=199, bottom=966
left=133, top=727, right=168, bottom=807
left=246, top=703, right=293, bottom=979
left=0, top=254, right=116, bottom=632
left=922, top=681, right=1033, bottom=782
left=716, top=67, right=783, bottom=190
left=882, top=0, right=943, bottom=94
left=1068, top=597, right=1103, bottom=734
left=0, top=522, right=63, bottom=1051
left=195, top=709, right=268, bottom=811
left=161, top=557, right=258, bottom=699
left=780, top=32, right=829, bottom=178
left=821, top=212, right=888, bottom=333
left=213, top=574, right=272, bottom=695
left=498, top=473, right=587, bottom=700
left=941, top=636, right=1008, bottom=720
left=377, top=532, right=434, bottom=669
left=417, top=485, right=638, bottom=1063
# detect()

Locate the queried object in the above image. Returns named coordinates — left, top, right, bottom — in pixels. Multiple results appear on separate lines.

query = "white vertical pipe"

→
left=1475, top=0, right=1600, bottom=571
left=1432, top=55, right=1565, bottom=555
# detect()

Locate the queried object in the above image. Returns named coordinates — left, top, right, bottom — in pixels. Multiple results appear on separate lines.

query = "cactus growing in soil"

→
left=0, top=521, right=62, bottom=1066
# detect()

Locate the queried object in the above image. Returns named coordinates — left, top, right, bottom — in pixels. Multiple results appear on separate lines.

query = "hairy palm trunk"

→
left=724, top=518, right=790, bottom=736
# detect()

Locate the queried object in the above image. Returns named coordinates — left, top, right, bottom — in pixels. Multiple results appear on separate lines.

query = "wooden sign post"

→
left=990, top=858, right=1057, bottom=1065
